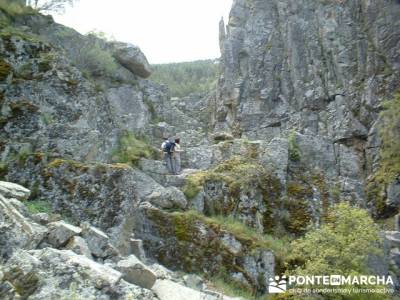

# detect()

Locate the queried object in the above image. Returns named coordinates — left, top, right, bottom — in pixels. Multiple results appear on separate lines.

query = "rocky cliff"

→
left=213, top=0, right=400, bottom=219
left=1, top=0, right=400, bottom=299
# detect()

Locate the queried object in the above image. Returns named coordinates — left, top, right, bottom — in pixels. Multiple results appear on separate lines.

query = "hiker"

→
left=173, top=138, right=183, bottom=174
left=161, top=137, right=176, bottom=174
left=161, top=138, right=168, bottom=157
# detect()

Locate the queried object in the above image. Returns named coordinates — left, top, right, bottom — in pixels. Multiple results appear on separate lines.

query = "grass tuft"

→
left=25, top=199, right=52, bottom=214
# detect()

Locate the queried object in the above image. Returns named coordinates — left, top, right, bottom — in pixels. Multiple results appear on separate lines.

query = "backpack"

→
left=164, top=141, right=175, bottom=154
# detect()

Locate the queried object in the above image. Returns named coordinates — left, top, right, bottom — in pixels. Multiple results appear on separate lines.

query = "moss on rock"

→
left=184, top=156, right=280, bottom=200
left=47, top=158, right=89, bottom=172
left=0, top=57, right=11, bottom=81
left=144, top=208, right=288, bottom=294
left=3, top=267, right=39, bottom=299
left=284, top=182, right=313, bottom=235
left=111, top=131, right=158, bottom=166
left=367, top=93, right=400, bottom=219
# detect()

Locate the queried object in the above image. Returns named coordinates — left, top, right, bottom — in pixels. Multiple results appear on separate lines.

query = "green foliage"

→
left=0, top=0, right=35, bottom=17
left=0, top=25, right=44, bottom=45
left=367, top=93, right=400, bottom=218
left=150, top=59, right=218, bottom=98
left=17, top=145, right=33, bottom=166
left=170, top=211, right=290, bottom=299
left=288, top=131, right=301, bottom=162
left=65, top=29, right=118, bottom=78
left=208, top=213, right=290, bottom=254
left=73, top=36, right=118, bottom=78
left=377, top=93, right=400, bottom=183
left=25, top=199, right=52, bottom=214
left=111, top=131, right=157, bottom=166
left=172, top=210, right=290, bottom=267
left=182, top=170, right=207, bottom=200
left=40, top=112, right=55, bottom=125
left=209, top=267, right=254, bottom=299
left=288, top=202, right=384, bottom=298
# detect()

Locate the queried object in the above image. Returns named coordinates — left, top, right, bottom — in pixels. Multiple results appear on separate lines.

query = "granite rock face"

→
left=215, top=0, right=400, bottom=139
left=212, top=0, right=400, bottom=218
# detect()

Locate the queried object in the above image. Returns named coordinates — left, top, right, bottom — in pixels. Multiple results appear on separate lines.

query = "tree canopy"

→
left=26, top=0, right=76, bottom=13
left=150, top=59, right=219, bottom=98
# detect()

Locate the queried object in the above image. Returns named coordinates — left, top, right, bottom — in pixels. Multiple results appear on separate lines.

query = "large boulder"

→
left=116, top=255, right=157, bottom=289
left=81, top=223, right=119, bottom=258
left=46, top=221, right=82, bottom=247
left=111, top=42, right=152, bottom=78
left=65, top=236, right=92, bottom=258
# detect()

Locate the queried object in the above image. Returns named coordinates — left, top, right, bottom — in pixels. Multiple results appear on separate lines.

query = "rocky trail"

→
left=1, top=0, right=400, bottom=299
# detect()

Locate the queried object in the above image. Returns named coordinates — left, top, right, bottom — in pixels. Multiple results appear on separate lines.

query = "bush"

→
left=25, top=199, right=52, bottom=214
left=288, top=131, right=301, bottom=162
left=111, top=131, right=157, bottom=166
left=287, top=202, right=386, bottom=299
left=75, top=43, right=118, bottom=77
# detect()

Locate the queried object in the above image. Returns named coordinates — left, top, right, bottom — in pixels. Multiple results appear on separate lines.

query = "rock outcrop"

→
left=111, top=42, right=152, bottom=78
left=212, top=0, right=400, bottom=219
left=1, top=0, right=400, bottom=298
left=0, top=181, right=240, bottom=299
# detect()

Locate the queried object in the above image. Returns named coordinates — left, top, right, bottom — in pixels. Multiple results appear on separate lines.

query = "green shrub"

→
left=25, top=199, right=52, bottom=214
left=75, top=44, right=118, bottom=77
left=287, top=202, right=386, bottom=299
left=288, top=131, right=301, bottom=162
left=71, top=34, right=118, bottom=78
left=111, top=131, right=157, bottom=166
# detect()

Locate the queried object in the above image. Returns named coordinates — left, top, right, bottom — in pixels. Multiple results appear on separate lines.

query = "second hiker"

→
left=161, top=137, right=176, bottom=174
left=173, top=138, right=183, bottom=174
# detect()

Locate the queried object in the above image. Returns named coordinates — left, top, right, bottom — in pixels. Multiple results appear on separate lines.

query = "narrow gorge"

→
left=0, top=0, right=399, bottom=299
